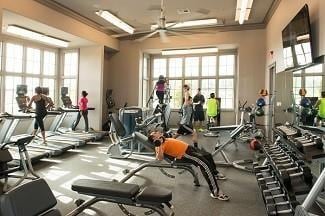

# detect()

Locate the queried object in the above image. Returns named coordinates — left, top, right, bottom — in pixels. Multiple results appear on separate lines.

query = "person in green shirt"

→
left=314, top=91, right=325, bottom=126
left=206, top=93, right=218, bottom=126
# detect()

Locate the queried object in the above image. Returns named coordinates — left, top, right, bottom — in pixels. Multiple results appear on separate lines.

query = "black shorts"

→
left=194, top=110, right=205, bottom=121
left=177, top=124, right=194, bottom=135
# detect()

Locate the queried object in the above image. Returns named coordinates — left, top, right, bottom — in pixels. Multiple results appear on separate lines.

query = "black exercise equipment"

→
left=0, top=134, right=39, bottom=192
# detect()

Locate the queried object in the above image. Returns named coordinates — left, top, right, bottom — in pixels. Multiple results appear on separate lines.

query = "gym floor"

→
left=6, top=131, right=267, bottom=216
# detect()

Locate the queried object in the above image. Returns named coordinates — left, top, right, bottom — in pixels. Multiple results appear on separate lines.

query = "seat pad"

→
left=136, top=186, right=172, bottom=203
left=72, top=179, right=140, bottom=199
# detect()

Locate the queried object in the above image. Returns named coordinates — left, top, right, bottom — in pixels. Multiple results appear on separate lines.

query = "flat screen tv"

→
left=282, top=4, right=314, bottom=70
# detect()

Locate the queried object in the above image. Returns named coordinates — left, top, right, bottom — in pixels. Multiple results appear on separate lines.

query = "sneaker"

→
left=198, top=128, right=205, bottom=132
left=215, top=173, right=227, bottom=180
left=210, top=193, right=230, bottom=201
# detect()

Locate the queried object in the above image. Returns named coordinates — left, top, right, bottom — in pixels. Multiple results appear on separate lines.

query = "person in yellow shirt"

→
left=149, top=131, right=229, bottom=201
left=315, top=91, right=325, bottom=126
left=206, top=93, right=219, bottom=126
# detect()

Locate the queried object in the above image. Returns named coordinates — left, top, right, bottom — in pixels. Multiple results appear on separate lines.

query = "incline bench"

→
left=108, top=113, right=200, bottom=186
left=0, top=178, right=174, bottom=216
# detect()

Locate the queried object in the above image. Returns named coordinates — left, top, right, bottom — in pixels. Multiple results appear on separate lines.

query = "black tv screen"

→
left=282, top=4, right=313, bottom=70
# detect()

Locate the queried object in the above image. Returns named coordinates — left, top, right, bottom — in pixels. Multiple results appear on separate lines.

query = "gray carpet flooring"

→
left=2, top=131, right=267, bottom=216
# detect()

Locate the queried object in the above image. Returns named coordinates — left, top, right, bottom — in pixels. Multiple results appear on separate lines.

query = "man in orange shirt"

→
left=148, top=131, right=229, bottom=201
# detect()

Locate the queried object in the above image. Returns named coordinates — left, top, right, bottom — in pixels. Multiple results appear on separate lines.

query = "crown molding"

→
left=263, top=0, right=281, bottom=25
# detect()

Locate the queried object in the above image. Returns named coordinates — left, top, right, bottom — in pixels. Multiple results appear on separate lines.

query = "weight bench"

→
left=0, top=178, right=174, bottom=216
left=108, top=113, right=200, bottom=186
left=68, top=179, right=174, bottom=216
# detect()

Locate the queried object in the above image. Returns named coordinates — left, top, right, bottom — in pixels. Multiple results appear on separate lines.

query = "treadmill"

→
left=59, top=87, right=106, bottom=140
left=0, top=113, right=49, bottom=163
left=55, top=107, right=106, bottom=141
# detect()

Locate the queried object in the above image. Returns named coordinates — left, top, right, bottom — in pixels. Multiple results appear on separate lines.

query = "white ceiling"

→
left=1, top=10, right=94, bottom=48
left=48, top=0, right=276, bottom=34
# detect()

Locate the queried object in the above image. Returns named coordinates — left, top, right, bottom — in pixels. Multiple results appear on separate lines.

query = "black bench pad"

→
left=136, top=186, right=172, bottom=204
left=72, top=179, right=140, bottom=199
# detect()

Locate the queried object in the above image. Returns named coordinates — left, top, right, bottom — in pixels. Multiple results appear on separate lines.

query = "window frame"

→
left=0, top=39, right=59, bottom=113
left=148, top=50, right=237, bottom=111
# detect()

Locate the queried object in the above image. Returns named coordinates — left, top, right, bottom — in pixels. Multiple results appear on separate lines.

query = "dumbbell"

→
left=272, top=159, right=305, bottom=170
left=279, top=166, right=313, bottom=188
left=265, top=193, right=288, bottom=205
left=266, top=203, right=293, bottom=216
left=296, top=137, right=323, bottom=150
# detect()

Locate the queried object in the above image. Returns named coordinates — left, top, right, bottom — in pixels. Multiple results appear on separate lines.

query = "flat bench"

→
left=0, top=178, right=174, bottom=216
left=68, top=179, right=174, bottom=216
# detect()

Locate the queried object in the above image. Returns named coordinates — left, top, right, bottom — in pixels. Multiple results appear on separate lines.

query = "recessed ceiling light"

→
left=6, top=25, right=69, bottom=47
left=96, top=10, right=135, bottom=34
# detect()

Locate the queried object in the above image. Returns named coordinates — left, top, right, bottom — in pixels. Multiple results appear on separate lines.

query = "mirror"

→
left=274, top=63, right=325, bottom=126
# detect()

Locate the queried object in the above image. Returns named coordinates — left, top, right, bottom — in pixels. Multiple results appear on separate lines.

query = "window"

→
left=43, top=78, right=55, bottom=100
left=305, top=76, right=322, bottom=97
left=169, top=80, right=183, bottom=108
left=149, top=52, right=237, bottom=109
left=26, top=77, right=40, bottom=98
left=43, top=51, right=56, bottom=75
left=153, top=58, right=166, bottom=78
left=64, top=52, right=78, bottom=76
left=0, top=41, right=59, bottom=113
left=5, top=43, right=23, bottom=73
left=26, top=48, right=41, bottom=74
left=185, top=79, right=199, bottom=97
left=185, top=57, right=199, bottom=77
left=219, top=55, right=235, bottom=76
left=202, top=56, right=216, bottom=76
left=5, top=76, right=22, bottom=113
left=142, top=56, right=149, bottom=107
left=63, top=78, right=77, bottom=104
left=219, top=79, right=234, bottom=109
left=292, top=64, right=324, bottom=104
left=63, top=51, right=79, bottom=103
left=201, top=79, right=216, bottom=102
left=169, top=58, right=182, bottom=77
left=293, top=76, right=302, bottom=104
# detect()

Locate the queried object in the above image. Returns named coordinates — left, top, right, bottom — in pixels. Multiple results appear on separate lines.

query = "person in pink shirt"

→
left=72, top=90, right=89, bottom=132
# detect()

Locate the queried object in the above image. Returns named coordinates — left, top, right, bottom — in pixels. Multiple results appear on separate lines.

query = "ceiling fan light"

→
left=162, top=47, right=218, bottom=55
left=151, top=18, right=219, bottom=30
left=6, top=25, right=69, bottom=47
left=96, top=10, right=135, bottom=34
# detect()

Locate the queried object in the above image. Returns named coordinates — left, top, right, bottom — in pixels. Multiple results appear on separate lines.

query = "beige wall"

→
left=108, top=30, right=266, bottom=125
left=79, top=46, right=104, bottom=130
left=0, top=0, right=119, bottom=50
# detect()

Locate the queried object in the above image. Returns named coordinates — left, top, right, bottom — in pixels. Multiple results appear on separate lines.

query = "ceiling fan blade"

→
left=159, top=31, right=169, bottom=43
left=135, top=31, right=158, bottom=42
left=168, top=30, right=193, bottom=39
left=170, top=28, right=218, bottom=34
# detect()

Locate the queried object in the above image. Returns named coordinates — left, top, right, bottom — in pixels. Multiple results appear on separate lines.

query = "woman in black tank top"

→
left=28, top=87, right=53, bottom=143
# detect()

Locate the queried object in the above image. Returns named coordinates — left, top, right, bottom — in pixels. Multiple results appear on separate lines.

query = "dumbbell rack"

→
left=254, top=138, right=313, bottom=215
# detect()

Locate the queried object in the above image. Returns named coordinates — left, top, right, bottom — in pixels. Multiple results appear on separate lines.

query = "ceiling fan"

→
left=134, top=0, right=222, bottom=43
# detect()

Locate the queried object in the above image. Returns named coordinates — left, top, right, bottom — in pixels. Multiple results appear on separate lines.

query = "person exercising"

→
left=149, top=130, right=229, bottom=201
left=28, top=87, right=53, bottom=143
left=72, top=90, right=89, bottom=132
left=314, top=91, right=325, bottom=126
left=193, top=88, right=205, bottom=131
left=174, top=96, right=198, bottom=147
left=206, top=93, right=219, bottom=126
left=155, top=75, right=167, bottom=104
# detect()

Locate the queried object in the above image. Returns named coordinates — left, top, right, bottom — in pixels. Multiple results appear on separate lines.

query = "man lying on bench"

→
left=148, top=130, right=230, bottom=201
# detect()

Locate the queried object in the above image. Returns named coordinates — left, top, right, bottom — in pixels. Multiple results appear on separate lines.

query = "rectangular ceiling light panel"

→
left=6, top=25, right=69, bottom=47
left=235, top=0, right=253, bottom=24
left=96, top=10, right=135, bottom=34
left=162, top=47, right=218, bottom=55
